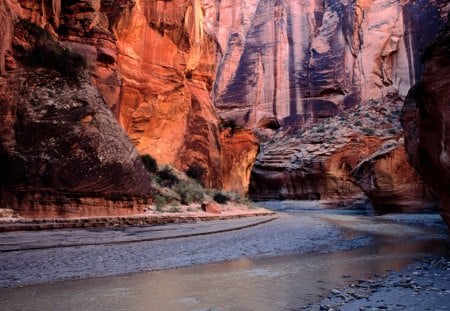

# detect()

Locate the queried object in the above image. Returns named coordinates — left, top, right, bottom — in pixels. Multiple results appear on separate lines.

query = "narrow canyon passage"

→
left=0, top=201, right=448, bottom=310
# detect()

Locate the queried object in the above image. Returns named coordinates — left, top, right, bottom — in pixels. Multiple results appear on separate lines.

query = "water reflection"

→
left=1, top=238, right=447, bottom=311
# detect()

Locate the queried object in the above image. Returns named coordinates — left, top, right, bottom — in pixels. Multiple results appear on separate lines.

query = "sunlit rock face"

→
left=113, top=0, right=223, bottom=188
left=204, top=0, right=447, bottom=129
left=351, top=140, right=436, bottom=214
left=220, top=129, right=259, bottom=194
left=402, top=24, right=450, bottom=226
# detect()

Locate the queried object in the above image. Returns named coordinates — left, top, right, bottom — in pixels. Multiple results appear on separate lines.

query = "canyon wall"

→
left=402, top=23, right=450, bottom=225
left=0, top=0, right=257, bottom=219
left=235, top=0, right=447, bottom=211
left=0, top=0, right=151, bottom=217
left=113, top=0, right=224, bottom=188
left=204, top=0, right=447, bottom=129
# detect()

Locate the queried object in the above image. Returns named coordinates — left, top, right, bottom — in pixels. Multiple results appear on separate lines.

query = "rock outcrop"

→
left=113, top=0, right=223, bottom=188
left=243, top=0, right=447, bottom=209
left=220, top=129, right=259, bottom=194
left=204, top=0, right=447, bottom=128
left=351, top=140, right=436, bottom=214
left=402, top=24, right=450, bottom=225
left=250, top=95, right=434, bottom=213
left=0, top=2, right=154, bottom=218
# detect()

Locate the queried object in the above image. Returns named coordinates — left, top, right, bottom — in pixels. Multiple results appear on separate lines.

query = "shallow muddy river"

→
left=1, top=201, right=448, bottom=311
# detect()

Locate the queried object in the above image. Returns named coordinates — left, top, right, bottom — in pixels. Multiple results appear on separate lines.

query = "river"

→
left=0, top=201, right=448, bottom=310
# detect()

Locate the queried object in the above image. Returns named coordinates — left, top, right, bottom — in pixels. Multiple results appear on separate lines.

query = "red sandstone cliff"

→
left=1, top=0, right=448, bottom=219
left=0, top=0, right=258, bottom=219
left=401, top=24, right=450, bottom=225
left=205, top=0, right=448, bottom=129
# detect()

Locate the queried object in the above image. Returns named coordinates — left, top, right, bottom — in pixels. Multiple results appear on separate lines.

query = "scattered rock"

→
left=201, top=201, right=221, bottom=214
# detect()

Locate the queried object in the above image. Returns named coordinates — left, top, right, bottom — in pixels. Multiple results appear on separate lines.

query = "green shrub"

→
left=154, top=195, right=166, bottom=212
left=213, top=192, right=230, bottom=204
left=186, top=163, right=206, bottom=184
left=361, top=127, right=375, bottom=135
left=141, top=154, right=158, bottom=173
left=168, top=203, right=181, bottom=213
left=157, top=166, right=179, bottom=187
left=173, top=181, right=204, bottom=205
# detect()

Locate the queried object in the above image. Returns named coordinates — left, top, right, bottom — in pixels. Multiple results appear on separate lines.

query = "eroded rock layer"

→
left=250, top=95, right=435, bottom=213
left=0, top=1, right=154, bottom=217
left=220, top=129, right=259, bottom=194
left=204, top=0, right=447, bottom=129
left=351, top=140, right=436, bottom=214
left=402, top=24, right=450, bottom=225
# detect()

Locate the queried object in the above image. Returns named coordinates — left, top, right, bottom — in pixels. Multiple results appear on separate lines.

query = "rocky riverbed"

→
left=307, top=257, right=450, bottom=311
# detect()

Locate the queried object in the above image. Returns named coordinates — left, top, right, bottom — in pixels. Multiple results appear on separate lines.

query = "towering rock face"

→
left=402, top=24, right=450, bottom=226
left=1, top=0, right=262, bottom=199
left=0, top=1, right=155, bottom=218
left=204, top=0, right=447, bottom=129
left=113, top=0, right=223, bottom=188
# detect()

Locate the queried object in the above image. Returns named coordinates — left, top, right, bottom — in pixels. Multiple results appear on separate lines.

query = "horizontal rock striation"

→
left=402, top=23, right=450, bottom=226
left=250, top=95, right=434, bottom=212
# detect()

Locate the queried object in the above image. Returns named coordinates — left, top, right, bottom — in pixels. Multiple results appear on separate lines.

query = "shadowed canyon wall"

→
left=234, top=0, right=447, bottom=212
left=402, top=23, right=450, bottom=226
left=204, top=0, right=447, bottom=129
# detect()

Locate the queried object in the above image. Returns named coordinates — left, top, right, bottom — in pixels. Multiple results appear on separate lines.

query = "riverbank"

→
left=0, top=204, right=274, bottom=232
left=307, top=256, right=450, bottom=311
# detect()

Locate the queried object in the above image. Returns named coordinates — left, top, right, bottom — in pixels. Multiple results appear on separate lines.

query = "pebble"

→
left=331, top=289, right=341, bottom=295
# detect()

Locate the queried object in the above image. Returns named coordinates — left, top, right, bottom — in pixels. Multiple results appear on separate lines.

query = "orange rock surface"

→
left=221, top=129, right=259, bottom=194
left=113, top=0, right=223, bottom=188
left=352, top=141, right=436, bottom=213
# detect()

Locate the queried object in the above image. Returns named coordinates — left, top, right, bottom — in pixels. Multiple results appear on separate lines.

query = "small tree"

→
left=186, top=163, right=206, bottom=184
left=213, top=192, right=230, bottom=204
left=141, top=154, right=158, bottom=173
left=157, top=166, right=179, bottom=187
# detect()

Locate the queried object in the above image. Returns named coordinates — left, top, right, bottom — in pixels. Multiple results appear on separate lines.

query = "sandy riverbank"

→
left=0, top=204, right=274, bottom=232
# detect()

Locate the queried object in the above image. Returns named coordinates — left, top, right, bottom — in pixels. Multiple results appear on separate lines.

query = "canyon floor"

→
left=0, top=201, right=449, bottom=310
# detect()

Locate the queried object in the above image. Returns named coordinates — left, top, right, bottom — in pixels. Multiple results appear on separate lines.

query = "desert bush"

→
left=168, top=203, right=181, bottom=213
left=186, top=163, right=206, bottom=184
left=154, top=195, right=166, bottom=212
left=157, top=166, right=179, bottom=187
left=213, top=192, right=230, bottom=204
left=18, top=20, right=86, bottom=77
left=173, top=181, right=204, bottom=205
left=141, top=154, right=158, bottom=173
left=353, top=120, right=362, bottom=127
